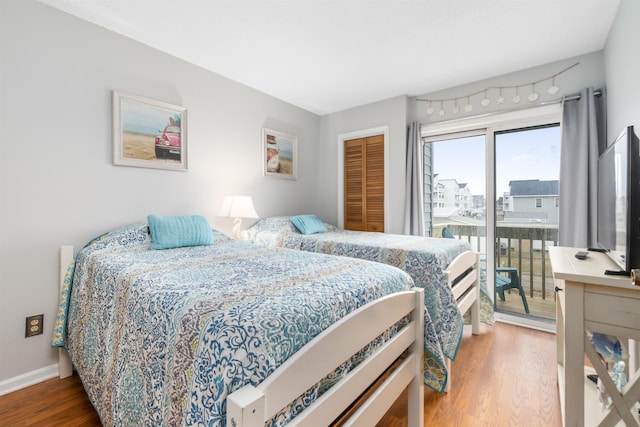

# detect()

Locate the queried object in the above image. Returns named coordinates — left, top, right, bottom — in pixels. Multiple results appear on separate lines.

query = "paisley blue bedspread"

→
left=52, top=223, right=415, bottom=427
left=244, top=216, right=494, bottom=392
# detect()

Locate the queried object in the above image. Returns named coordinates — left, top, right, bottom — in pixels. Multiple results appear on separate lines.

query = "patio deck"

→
left=494, top=288, right=556, bottom=319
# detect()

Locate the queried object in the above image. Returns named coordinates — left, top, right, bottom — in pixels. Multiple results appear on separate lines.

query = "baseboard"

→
left=0, top=364, right=58, bottom=396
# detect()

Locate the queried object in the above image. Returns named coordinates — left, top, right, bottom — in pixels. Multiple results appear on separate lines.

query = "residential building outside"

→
left=503, top=179, right=559, bottom=224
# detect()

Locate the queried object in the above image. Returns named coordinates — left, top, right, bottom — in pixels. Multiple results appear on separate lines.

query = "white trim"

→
left=0, top=364, right=59, bottom=396
left=337, top=126, right=390, bottom=230
left=421, top=103, right=562, bottom=137
left=495, top=312, right=556, bottom=334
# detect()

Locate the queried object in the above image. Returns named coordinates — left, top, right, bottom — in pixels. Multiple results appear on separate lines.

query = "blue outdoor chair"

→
left=495, top=267, right=530, bottom=314
left=441, top=227, right=455, bottom=239
left=441, top=227, right=529, bottom=313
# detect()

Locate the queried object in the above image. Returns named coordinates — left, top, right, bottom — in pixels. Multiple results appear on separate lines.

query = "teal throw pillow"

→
left=290, top=214, right=328, bottom=235
left=148, top=214, right=214, bottom=250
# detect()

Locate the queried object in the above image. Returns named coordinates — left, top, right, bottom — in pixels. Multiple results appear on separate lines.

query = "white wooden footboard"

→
left=443, top=250, right=480, bottom=392
left=58, top=245, right=74, bottom=379
left=227, top=288, right=425, bottom=427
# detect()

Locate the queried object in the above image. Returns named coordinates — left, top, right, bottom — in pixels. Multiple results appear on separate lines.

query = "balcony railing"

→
left=435, top=223, right=559, bottom=301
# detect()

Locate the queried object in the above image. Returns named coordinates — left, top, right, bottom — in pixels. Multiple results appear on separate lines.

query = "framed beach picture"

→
left=262, top=128, right=297, bottom=179
left=113, top=91, right=187, bottom=171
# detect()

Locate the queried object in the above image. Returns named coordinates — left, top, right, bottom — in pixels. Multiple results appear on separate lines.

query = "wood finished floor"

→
left=0, top=322, right=560, bottom=426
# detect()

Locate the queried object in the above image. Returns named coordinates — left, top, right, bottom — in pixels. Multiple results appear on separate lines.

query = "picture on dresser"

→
left=112, top=91, right=187, bottom=171
left=262, top=128, right=297, bottom=180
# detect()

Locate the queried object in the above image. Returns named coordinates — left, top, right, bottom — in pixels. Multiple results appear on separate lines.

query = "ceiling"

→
left=37, top=0, right=620, bottom=115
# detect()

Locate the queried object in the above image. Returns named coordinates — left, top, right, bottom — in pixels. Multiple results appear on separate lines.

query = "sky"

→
left=432, top=126, right=561, bottom=198
left=121, top=98, right=180, bottom=136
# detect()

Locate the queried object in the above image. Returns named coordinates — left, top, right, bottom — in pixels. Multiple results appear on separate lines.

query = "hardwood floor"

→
left=377, top=322, right=562, bottom=427
left=0, top=371, right=101, bottom=427
left=0, top=322, right=560, bottom=426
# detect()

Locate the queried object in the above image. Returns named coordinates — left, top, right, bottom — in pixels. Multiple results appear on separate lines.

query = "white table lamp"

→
left=218, top=195, right=259, bottom=237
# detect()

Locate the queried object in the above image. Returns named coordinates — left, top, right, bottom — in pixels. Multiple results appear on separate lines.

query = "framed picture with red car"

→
left=113, top=91, right=187, bottom=171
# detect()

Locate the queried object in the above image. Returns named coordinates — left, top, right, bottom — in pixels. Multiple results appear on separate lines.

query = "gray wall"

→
left=604, top=0, right=640, bottom=142
left=0, top=0, right=321, bottom=386
left=318, top=95, right=409, bottom=234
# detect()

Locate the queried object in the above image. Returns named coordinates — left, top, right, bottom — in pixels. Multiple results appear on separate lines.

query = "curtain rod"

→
left=563, top=89, right=602, bottom=102
left=419, top=89, right=602, bottom=127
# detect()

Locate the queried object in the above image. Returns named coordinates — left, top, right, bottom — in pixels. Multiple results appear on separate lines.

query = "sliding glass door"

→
left=494, top=125, right=560, bottom=323
left=422, top=105, right=561, bottom=330
left=428, top=132, right=487, bottom=264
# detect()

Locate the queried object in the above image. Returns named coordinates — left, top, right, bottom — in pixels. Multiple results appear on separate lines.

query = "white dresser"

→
left=550, top=246, right=640, bottom=427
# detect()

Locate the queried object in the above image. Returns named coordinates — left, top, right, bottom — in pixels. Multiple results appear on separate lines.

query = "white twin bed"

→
left=53, top=218, right=482, bottom=426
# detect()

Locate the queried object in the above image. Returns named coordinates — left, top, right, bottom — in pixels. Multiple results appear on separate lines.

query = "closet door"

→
left=344, top=138, right=365, bottom=230
left=344, top=135, right=384, bottom=232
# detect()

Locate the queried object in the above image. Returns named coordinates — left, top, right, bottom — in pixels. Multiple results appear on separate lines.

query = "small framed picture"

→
left=113, top=91, right=187, bottom=171
left=262, top=128, right=297, bottom=179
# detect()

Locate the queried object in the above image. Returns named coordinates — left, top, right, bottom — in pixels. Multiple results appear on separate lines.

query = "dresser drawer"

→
left=584, top=289, right=640, bottom=333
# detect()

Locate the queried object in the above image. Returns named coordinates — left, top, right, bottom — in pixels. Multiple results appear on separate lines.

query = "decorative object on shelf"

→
left=112, top=91, right=187, bottom=171
left=528, top=83, right=540, bottom=102
left=418, top=62, right=579, bottom=118
left=262, top=128, right=297, bottom=180
left=512, top=87, right=521, bottom=104
left=464, top=97, right=473, bottom=113
left=480, top=91, right=491, bottom=107
left=548, top=76, right=560, bottom=94
left=217, top=195, right=259, bottom=238
left=496, top=87, right=505, bottom=105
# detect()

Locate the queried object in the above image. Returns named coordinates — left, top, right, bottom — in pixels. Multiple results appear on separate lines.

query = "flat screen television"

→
left=597, top=125, right=640, bottom=273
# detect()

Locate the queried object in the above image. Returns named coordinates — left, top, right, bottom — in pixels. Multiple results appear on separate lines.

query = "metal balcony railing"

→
left=436, top=223, right=559, bottom=300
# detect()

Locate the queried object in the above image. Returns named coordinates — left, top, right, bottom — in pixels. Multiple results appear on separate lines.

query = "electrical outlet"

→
left=25, top=314, right=44, bottom=338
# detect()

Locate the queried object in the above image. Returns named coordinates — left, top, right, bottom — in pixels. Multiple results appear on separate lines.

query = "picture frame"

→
left=262, top=128, right=297, bottom=179
left=113, top=91, right=187, bottom=171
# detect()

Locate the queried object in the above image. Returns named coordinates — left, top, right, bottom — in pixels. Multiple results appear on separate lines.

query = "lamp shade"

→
left=217, top=196, right=259, bottom=219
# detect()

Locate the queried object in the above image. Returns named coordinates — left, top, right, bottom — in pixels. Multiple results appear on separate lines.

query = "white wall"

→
left=0, top=0, right=321, bottom=387
left=318, top=96, right=409, bottom=234
left=604, top=0, right=640, bottom=142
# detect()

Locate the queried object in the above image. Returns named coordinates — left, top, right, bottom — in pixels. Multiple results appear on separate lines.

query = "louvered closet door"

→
left=364, top=135, right=384, bottom=231
left=344, top=138, right=365, bottom=230
left=344, top=135, right=384, bottom=232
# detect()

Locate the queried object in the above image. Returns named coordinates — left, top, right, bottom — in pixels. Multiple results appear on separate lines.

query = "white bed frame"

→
left=443, top=250, right=481, bottom=392
left=57, top=246, right=480, bottom=424
left=57, top=245, right=426, bottom=426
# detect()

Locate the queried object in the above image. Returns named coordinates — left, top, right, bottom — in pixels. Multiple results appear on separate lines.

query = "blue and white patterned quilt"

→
left=52, top=223, right=415, bottom=427
left=243, top=216, right=494, bottom=392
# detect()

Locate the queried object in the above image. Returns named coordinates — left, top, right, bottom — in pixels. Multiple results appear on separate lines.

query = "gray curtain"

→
left=559, top=87, right=607, bottom=247
left=403, top=121, right=425, bottom=236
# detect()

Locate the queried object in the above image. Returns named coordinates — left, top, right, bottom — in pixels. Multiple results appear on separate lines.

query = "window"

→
left=536, top=198, right=543, bottom=208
